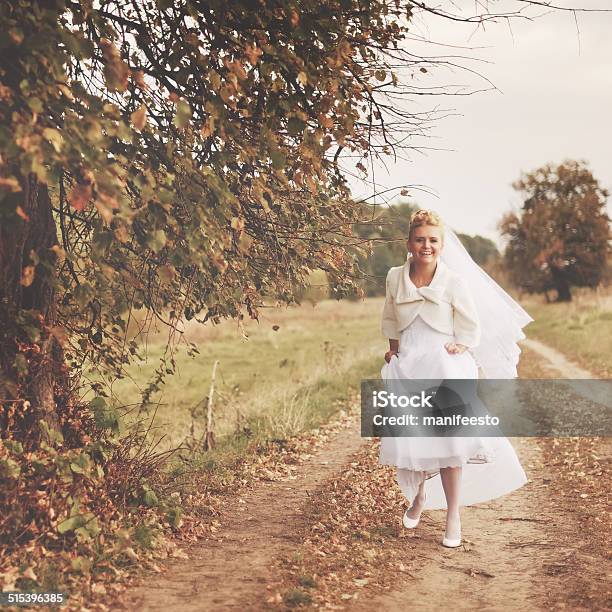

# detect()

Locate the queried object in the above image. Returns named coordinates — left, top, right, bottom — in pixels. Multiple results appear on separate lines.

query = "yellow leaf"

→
left=318, top=114, right=333, bottom=129
left=238, top=233, right=253, bottom=253
left=219, top=85, right=233, bottom=104
left=49, top=244, right=65, bottom=262
left=225, top=59, right=247, bottom=81
left=231, top=217, right=245, bottom=231
left=100, top=38, right=130, bottom=92
left=95, top=199, right=114, bottom=224
left=200, top=117, right=215, bottom=139
left=58, top=84, right=74, bottom=101
left=133, top=70, right=147, bottom=90
left=114, top=224, right=129, bottom=243
left=158, top=264, right=175, bottom=284
left=297, top=71, right=308, bottom=86
left=266, top=593, right=283, bottom=604
left=212, top=253, right=228, bottom=273
left=43, top=127, right=63, bottom=152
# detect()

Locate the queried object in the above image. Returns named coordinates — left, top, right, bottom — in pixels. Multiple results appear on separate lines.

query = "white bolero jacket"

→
left=381, top=256, right=481, bottom=348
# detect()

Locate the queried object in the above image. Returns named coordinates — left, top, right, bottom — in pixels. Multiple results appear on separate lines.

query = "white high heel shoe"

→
left=441, top=535, right=462, bottom=548
left=441, top=511, right=461, bottom=547
left=402, top=493, right=426, bottom=529
left=442, top=521, right=462, bottom=547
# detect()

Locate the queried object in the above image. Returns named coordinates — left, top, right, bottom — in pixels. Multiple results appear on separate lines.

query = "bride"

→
left=379, top=209, right=531, bottom=548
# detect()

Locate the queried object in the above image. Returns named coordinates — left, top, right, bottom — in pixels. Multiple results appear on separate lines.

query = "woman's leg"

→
left=439, top=466, right=462, bottom=540
left=404, top=472, right=427, bottom=520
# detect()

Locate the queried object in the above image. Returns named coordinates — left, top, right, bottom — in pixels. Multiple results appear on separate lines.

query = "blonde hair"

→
left=408, top=209, right=445, bottom=239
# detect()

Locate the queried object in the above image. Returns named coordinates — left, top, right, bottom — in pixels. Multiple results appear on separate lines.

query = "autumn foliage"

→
left=500, top=160, right=610, bottom=302
left=0, top=0, right=419, bottom=597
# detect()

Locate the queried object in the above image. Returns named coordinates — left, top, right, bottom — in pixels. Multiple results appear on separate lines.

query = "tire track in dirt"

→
left=520, top=338, right=593, bottom=379
left=121, top=421, right=366, bottom=611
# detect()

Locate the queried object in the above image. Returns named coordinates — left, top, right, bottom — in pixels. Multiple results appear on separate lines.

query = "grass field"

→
left=103, top=297, right=388, bottom=454
left=521, top=287, right=612, bottom=378
left=101, top=284, right=611, bottom=474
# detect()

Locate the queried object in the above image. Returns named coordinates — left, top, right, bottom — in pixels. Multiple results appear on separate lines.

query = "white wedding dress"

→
left=379, top=316, right=528, bottom=509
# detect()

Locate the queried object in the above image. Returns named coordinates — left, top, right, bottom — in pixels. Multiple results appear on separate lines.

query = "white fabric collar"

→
left=395, top=254, right=450, bottom=305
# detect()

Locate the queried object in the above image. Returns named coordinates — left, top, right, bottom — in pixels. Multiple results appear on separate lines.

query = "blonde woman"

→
left=380, top=210, right=530, bottom=547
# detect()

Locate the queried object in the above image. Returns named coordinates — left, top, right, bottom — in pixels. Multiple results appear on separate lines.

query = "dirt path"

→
left=351, top=436, right=553, bottom=612
left=121, top=340, right=603, bottom=611
left=122, top=424, right=366, bottom=611
left=521, top=337, right=593, bottom=378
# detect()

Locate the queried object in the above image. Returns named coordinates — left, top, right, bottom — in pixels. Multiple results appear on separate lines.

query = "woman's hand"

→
left=445, top=342, right=467, bottom=355
left=384, top=350, right=399, bottom=363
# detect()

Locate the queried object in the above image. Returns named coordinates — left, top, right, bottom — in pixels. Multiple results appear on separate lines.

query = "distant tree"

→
left=355, top=202, right=500, bottom=296
left=354, top=201, right=417, bottom=296
left=456, top=233, right=499, bottom=267
left=500, top=160, right=611, bottom=302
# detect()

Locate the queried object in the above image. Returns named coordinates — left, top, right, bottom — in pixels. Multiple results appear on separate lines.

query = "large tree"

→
left=0, top=0, right=415, bottom=441
left=500, top=160, right=610, bottom=302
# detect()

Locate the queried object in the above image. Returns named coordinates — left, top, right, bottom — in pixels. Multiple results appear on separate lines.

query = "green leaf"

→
left=90, top=397, right=119, bottom=430
left=271, top=149, right=286, bottom=170
left=134, top=524, right=156, bottom=548
left=166, top=506, right=183, bottom=528
left=70, top=452, right=91, bottom=475
left=39, top=420, right=64, bottom=445
left=287, top=117, right=305, bottom=136
left=71, top=556, right=92, bottom=574
left=141, top=484, right=159, bottom=507
left=23, top=325, right=41, bottom=343
left=3, top=440, right=23, bottom=454
left=147, top=229, right=167, bottom=253
left=27, top=97, right=43, bottom=113
left=0, top=458, right=21, bottom=479
left=173, top=100, right=192, bottom=129
left=142, top=489, right=159, bottom=507
left=70, top=462, right=84, bottom=474
left=14, top=353, right=28, bottom=376
left=57, top=515, right=86, bottom=534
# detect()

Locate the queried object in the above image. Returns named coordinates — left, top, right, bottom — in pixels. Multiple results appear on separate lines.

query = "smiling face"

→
left=407, top=224, right=444, bottom=264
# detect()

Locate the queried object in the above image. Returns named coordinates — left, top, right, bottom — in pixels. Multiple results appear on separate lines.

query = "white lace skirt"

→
left=379, top=317, right=527, bottom=509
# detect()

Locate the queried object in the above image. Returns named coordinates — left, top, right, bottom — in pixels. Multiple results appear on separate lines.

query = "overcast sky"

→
left=345, top=1, right=612, bottom=246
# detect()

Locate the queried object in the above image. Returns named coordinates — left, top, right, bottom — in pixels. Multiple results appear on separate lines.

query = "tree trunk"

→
left=550, top=267, right=572, bottom=302
left=0, top=173, right=65, bottom=443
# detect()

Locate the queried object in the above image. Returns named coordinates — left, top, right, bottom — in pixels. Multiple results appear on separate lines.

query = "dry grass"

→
left=101, top=298, right=387, bottom=451
left=521, top=285, right=612, bottom=378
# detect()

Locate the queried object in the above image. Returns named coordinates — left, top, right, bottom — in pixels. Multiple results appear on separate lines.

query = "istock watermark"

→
left=361, top=379, right=612, bottom=437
